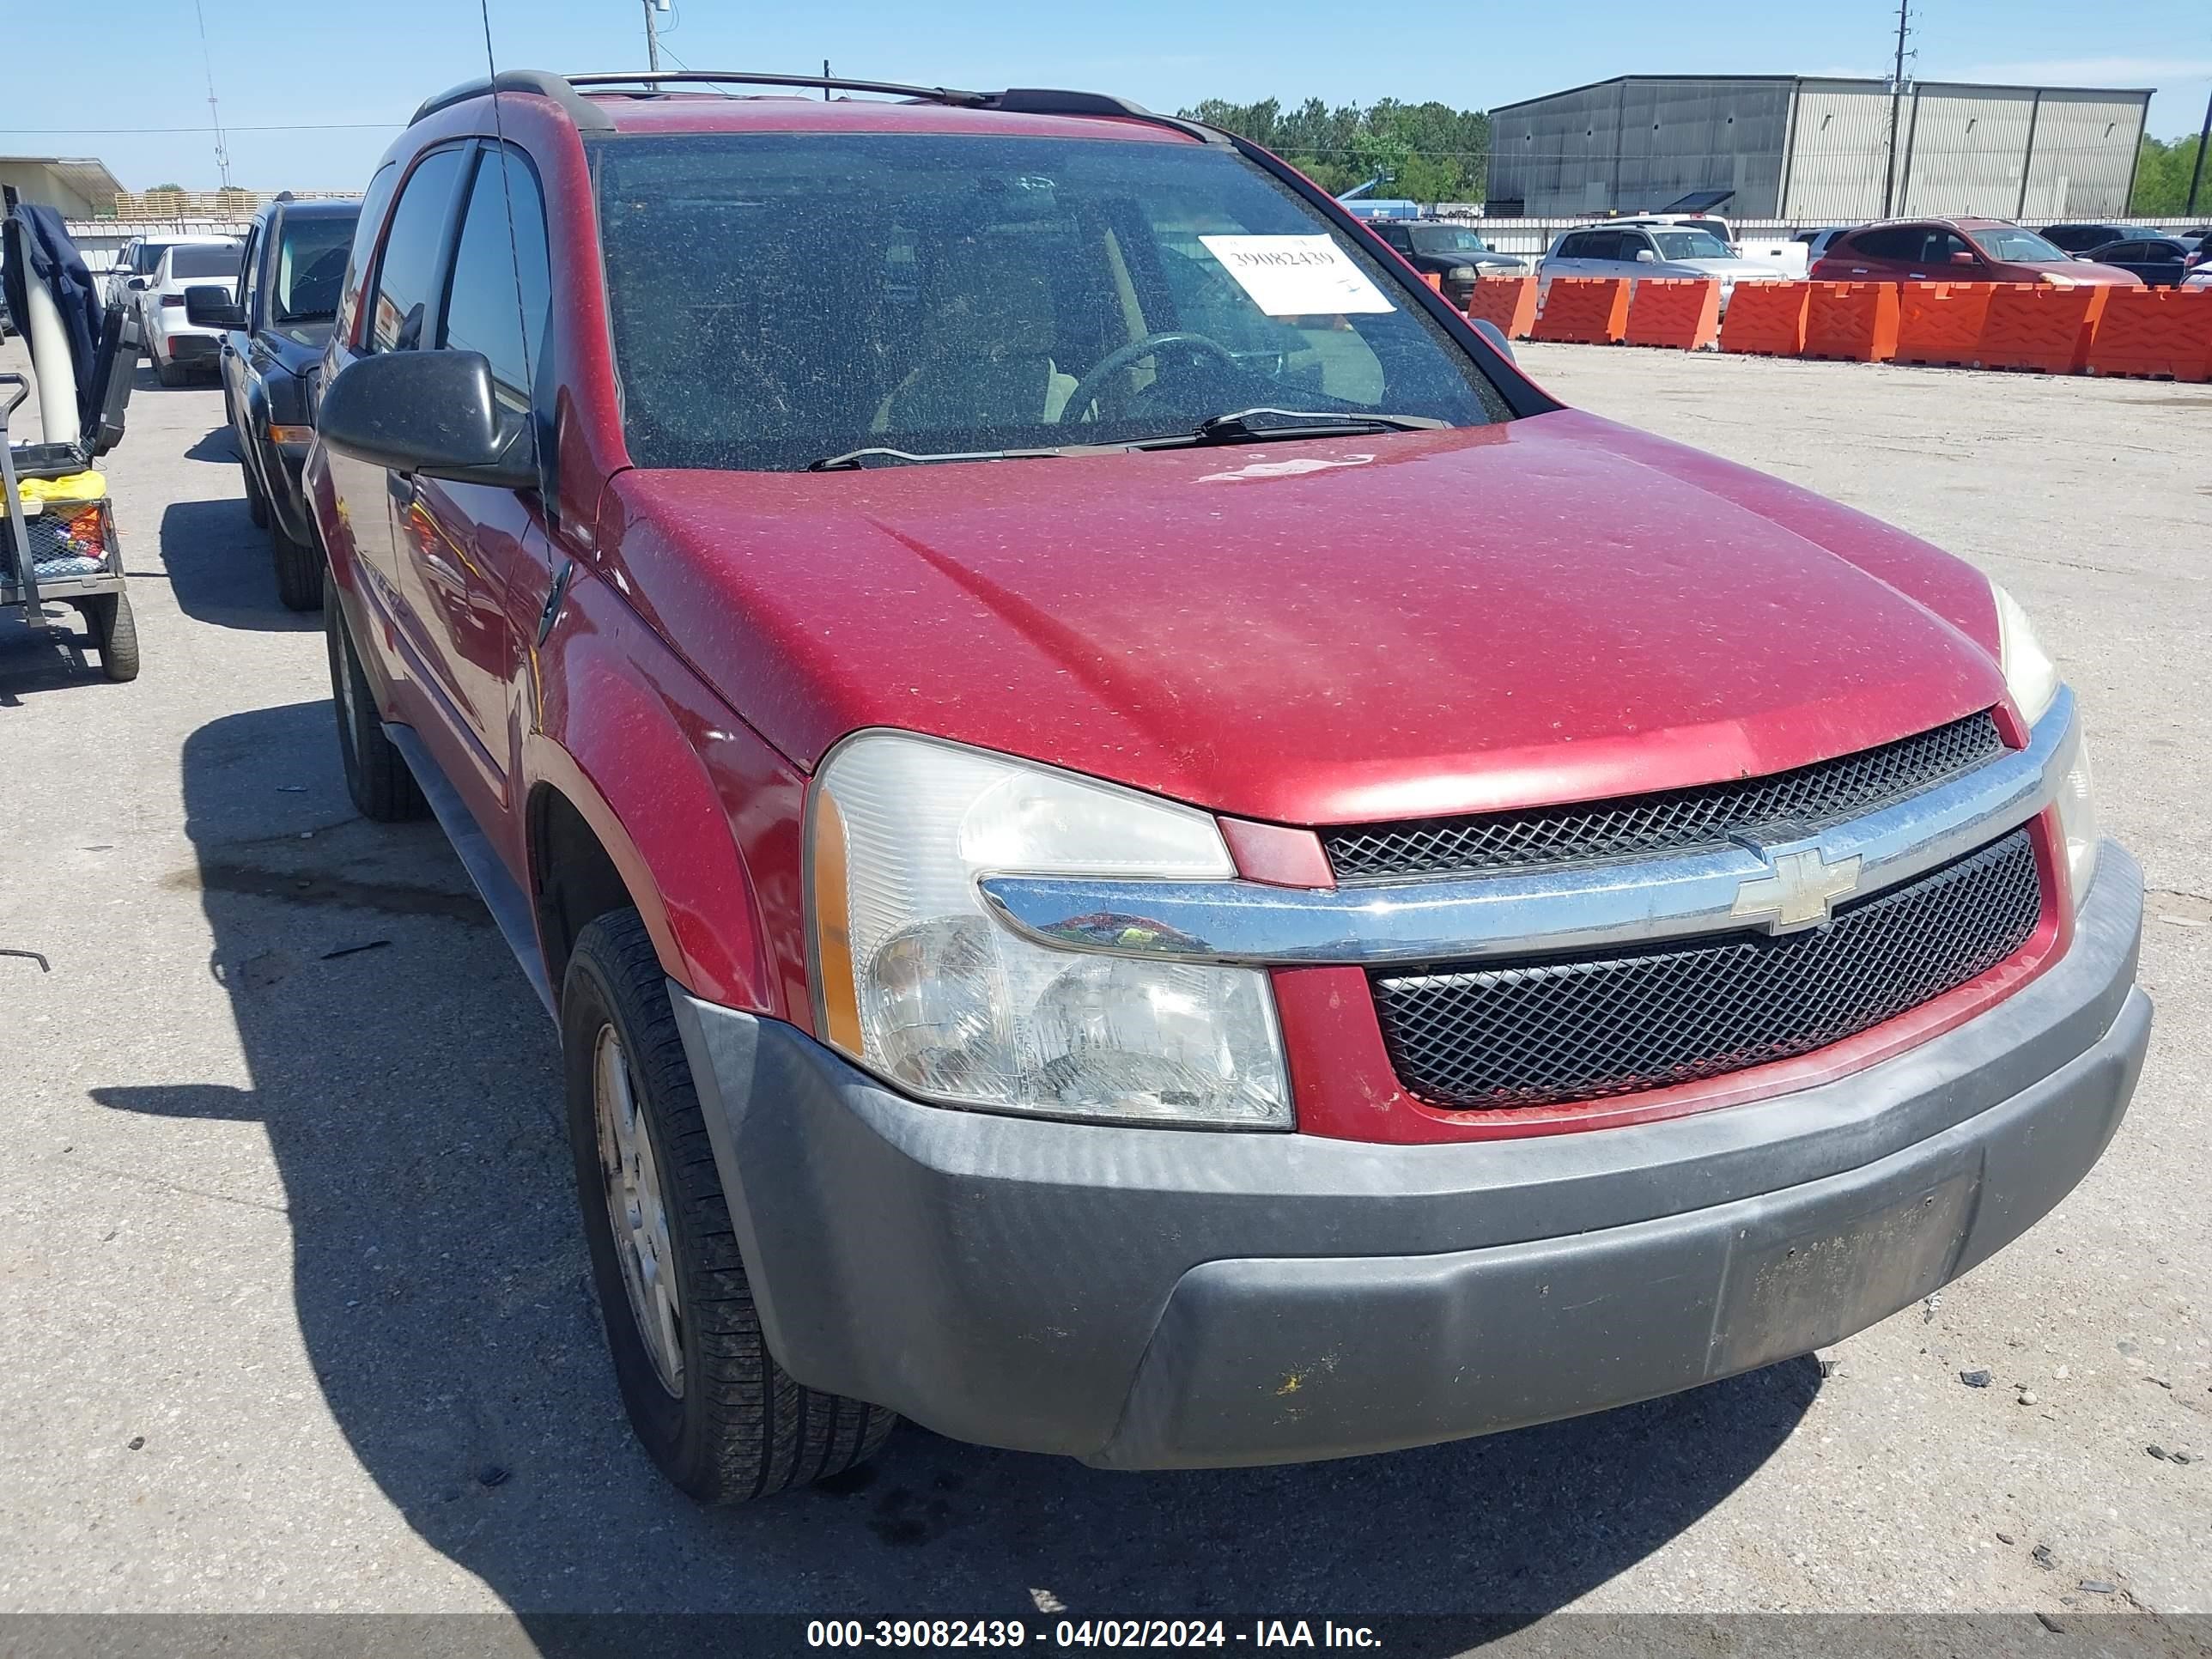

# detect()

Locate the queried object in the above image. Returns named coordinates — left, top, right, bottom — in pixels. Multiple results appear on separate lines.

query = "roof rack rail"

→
left=410, top=69, right=1229, bottom=146
left=563, top=69, right=994, bottom=107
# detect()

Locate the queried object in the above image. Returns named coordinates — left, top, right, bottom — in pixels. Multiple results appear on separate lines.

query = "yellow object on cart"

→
left=15, top=470, right=106, bottom=508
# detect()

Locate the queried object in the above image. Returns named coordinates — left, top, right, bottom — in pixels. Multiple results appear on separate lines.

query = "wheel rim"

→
left=593, top=1024, right=684, bottom=1396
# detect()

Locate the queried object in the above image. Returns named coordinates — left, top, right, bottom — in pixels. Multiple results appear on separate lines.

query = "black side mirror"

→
left=185, top=285, right=243, bottom=330
left=319, top=349, right=536, bottom=489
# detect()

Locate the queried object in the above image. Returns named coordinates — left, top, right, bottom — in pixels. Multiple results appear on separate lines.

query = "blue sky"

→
left=6, top=0, right=2207, bottom=192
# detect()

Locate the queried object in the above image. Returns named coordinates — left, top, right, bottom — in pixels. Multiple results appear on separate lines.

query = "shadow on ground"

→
left=0, top=605, right=106, bottom=701
left=159, top=496, right=313, bottom=632
left=94, top=695, right=1816, bottom=1639
left=185, top=425, right=241, bottom=463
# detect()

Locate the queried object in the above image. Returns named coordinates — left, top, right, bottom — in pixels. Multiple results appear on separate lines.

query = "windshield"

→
left=170, top=244, right=239, bottom=279
left=1651, top=229, right=1730, bottom=260
left=272, top=213, right=356, bottom=320
left=592, top=132, right=1508, bottom=471
left=1410, top=226, right=1491, bottom=257
left=1973, top=227, right=2069, bottom=263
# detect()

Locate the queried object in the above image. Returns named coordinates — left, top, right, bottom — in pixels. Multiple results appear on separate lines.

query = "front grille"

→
left=1325, top=712, right=2006, bottom=882
left=1371, top=828, right=2042, bottom=1110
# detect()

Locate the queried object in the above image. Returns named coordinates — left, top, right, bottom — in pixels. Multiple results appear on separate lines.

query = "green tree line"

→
left=1174, top=98, right=1492, bottom=203
left=2130, top=131, right=2208, bottom=216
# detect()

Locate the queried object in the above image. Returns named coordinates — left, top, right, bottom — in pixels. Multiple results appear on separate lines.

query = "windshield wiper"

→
left=806, top=444, right=1068, bottom=472
left=1122, top=407, right=1448, bottom=452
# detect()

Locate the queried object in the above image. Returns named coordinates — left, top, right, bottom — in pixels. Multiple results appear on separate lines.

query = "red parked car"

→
left=307, top=70, right=2148, bottom=1501
left=1809, top=217, right=2144, bottom=286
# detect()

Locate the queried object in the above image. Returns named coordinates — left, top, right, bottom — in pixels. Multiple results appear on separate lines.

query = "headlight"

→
left=1990, top=580, right=2058, bottom=726
left=2055, top=726, right=2100, bottom=905
left=1447, top=264, right=1479, bottom=282
left=807, top=732, right=1291, bottom=1127
left=1990, top=580, right=2095, bottom=902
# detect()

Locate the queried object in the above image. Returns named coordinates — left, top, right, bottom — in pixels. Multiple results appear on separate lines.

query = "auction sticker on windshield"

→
left=1199, top=234, right=1396, bottom=316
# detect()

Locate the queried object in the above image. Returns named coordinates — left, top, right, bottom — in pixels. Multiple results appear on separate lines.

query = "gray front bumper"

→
left=670, top=845, right=2148, bottom=1470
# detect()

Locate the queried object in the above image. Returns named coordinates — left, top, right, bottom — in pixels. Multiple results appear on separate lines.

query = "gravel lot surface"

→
left=1, top=338, right=2205, bottom=1637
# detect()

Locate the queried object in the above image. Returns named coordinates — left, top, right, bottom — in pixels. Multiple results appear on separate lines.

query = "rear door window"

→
left=438, top=147, right=551, bottom=408
left=369, top=146, right=468, bottom=353
left=170, top=245, right=240, bottom=280
left=1845, top=227, right=1920, bottom=261
left=337, top=162, right=399, bottom=344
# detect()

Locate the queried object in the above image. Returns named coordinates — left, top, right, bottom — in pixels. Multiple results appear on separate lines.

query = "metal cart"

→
left=2, top=185, right=141, bottom=684
left=1, top=373, right=137, bottom=681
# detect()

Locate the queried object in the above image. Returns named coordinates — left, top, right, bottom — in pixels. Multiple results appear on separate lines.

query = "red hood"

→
left=598, top=409, right=2007, bottom=824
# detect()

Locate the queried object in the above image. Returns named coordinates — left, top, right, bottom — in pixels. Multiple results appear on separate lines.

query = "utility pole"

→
left=1881, top=0, right=1911, bottom=218
left=2188, top=85, right=2211, bottom=217
left=641, top=0, right=664, bottom=71
left=191, top=0, right=233, bottom=190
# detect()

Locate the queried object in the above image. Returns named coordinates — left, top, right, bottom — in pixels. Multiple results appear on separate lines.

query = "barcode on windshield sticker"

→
left=1198, top=234, right=1396, bottom=316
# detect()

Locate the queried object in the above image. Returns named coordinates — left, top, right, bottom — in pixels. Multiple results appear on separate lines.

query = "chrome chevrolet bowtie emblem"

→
left=1729, top=843, right=1863, bottom=933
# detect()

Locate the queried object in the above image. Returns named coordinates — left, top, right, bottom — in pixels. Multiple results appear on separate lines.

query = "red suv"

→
left=307, top=70, right=2148, bottom=1501
left=1809, top=217, right=2143, bottom=286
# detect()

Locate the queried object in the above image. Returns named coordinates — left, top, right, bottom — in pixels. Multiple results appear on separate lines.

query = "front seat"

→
left=878, top=233, right=1076, bottom=437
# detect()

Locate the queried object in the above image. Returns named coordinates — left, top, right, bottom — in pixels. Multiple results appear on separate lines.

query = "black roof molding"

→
left=410, top=70, right=617, bottom=131
left=994, top=88, right=1228, bottom=144
left=413, top=70, right=1227, bottom=145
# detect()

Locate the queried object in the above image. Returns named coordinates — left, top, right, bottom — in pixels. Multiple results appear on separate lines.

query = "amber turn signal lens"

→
left=809, top=788, right=864, bottom=1052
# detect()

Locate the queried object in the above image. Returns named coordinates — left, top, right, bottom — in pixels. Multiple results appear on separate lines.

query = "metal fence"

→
left=63, top=219, right=255, bottom=280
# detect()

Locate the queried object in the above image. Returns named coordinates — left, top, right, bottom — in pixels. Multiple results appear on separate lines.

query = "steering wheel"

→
left=1059, top=331, right=1241, bottom=425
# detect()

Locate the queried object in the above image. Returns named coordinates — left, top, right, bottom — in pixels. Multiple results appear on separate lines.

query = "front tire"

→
left=324, top=569, right=424, bottom=821
left=562, top=910, right=895, bottom=1503
left=242, top=456, right=270, bottom=530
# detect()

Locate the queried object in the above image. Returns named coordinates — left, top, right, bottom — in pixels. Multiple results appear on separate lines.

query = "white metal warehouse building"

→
left=1486, top=76, right=2152, bottom=222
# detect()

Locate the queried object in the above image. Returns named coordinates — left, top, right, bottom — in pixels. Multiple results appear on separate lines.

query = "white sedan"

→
left=1540, top=223, right=1790, bottom=313
left=138, top=240, right=242, bottom=386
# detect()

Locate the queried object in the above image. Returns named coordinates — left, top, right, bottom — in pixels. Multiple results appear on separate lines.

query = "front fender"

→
left=530, top=572, right=800, bottom=1018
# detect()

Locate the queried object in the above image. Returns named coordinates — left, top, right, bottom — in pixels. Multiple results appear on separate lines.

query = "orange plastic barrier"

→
left=1894, top=282, right=1996, bottom=368
left=2081, top=285, right=2212, bottom=382
left=1421, top=271, right=1443, bottom=294
left=1802, top=282, right=1899, bottom=362
left=1625, top=277, right=1721, bottom=349
left=1534, top=276, right=1632, bottom=345
left=1465, top=276, right=1538, bottom=339
left=1717, top=282, right=1809, bottom=356
left=1977, top=283, right=2109, bottom=374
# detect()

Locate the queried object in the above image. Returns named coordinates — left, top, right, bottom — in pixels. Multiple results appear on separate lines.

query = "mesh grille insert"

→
left=1371, top=829, right=2042, bottom=1111
left=1325, top=712, right=2007, bottom=882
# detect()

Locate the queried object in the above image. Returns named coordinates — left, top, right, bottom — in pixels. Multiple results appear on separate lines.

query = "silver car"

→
left=1540, top=223, right=1790, bottom=313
